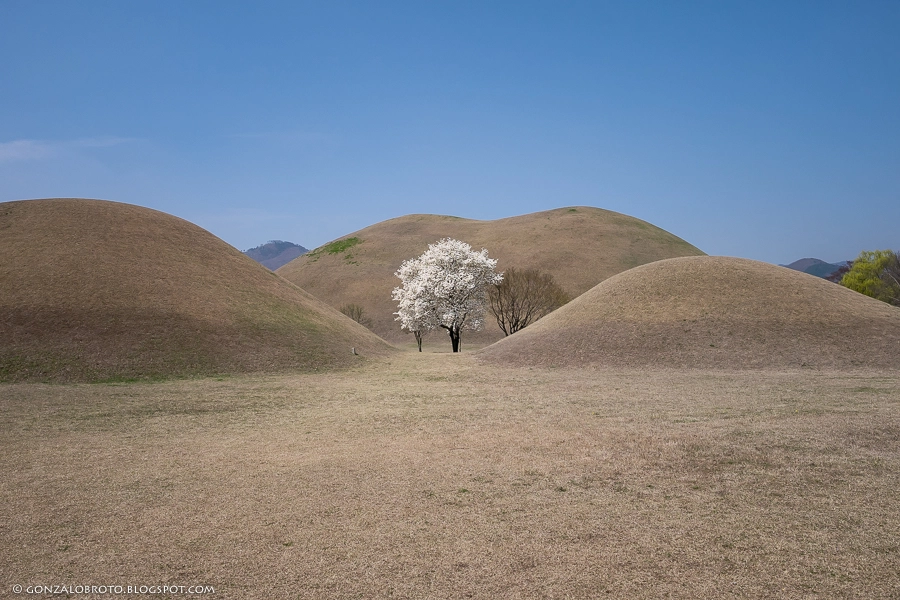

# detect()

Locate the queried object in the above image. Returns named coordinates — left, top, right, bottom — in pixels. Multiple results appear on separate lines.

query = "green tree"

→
left=841, top=250, right=900, bottom=306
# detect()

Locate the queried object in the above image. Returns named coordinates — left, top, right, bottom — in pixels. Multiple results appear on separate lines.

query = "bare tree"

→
left=339, top=303, right=371, bottom=327
left=488, top=267, right=570, bottom=336
left=884, top=251, right=900, bottom=306
left=825, top=262, right=852, bottom=284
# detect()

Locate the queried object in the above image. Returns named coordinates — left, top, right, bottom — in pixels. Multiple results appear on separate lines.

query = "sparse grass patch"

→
left=312, top=237, right=361, bottom=256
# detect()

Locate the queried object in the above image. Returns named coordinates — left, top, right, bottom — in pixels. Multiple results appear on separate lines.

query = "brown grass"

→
left=1, top=353, right=898, bottom=598
left=478, top=256, right=900, bottom=369
left=277, top=207, right=704, bottom=345
left=0, top=199, right=394, bottom=382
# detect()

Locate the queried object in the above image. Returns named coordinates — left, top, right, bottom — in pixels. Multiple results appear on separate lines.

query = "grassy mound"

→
left=477, top=256, right=900, bottom=369
left=0, top=199, right=394, bottom=382
left=277, top=207, right=704, bottom=344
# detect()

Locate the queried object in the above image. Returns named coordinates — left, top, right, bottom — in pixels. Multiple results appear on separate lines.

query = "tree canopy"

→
left=841, top=249, right=900, bottom=306
left=392, top=238, right=502, bottom=352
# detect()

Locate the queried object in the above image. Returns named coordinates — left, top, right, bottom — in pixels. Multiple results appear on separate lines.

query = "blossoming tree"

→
left=392, top=238, right=503, bottom=352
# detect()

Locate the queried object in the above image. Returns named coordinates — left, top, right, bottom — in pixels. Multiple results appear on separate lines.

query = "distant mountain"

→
left=784, top=258, right=829, bottom=272
left=782, top=258, right=847, bottom=279
left=804, top=262, right=843, bottom=278
left=244, top=240, right=308, bottom=270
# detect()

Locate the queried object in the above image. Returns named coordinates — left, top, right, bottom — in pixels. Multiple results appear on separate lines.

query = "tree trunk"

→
left=414, top=330, right=423, bottom=352
left=441, top=324, right=462, bottom=352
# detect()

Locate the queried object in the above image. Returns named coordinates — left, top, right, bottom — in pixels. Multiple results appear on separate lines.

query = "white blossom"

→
left=392, top=238, right=502, bottom=352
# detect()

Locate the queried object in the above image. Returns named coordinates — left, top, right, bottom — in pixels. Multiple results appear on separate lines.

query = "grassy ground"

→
left=2, top=353, right=898, bottom=598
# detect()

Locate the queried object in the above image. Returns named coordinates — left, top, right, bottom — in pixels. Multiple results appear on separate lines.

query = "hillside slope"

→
left=477, top=256, right=900, bottom=369
left=0, top=199, right=393, bottom=382
left=277, top=207, right=704, bottom=345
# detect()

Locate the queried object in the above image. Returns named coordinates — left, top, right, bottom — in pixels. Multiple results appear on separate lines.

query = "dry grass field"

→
left=0, top=199, right=393, bottom=382
left=2, top=352, right=898, bottom=599
left=277, top=207, right=704, bottom=344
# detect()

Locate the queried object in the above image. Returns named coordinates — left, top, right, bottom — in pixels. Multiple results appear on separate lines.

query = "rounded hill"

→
left=477, top=256, right=900, bottom=369
left=277, top=207, right=704, bottom=345
left=0, top=199, right=394, bottom=382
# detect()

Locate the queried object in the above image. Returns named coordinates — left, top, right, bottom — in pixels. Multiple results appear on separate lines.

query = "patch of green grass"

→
left=0, top=353, right=45, bottom=382
left=304, top=237, right=362, bottom=262
left=327, top=237, right=360, bottom=254
left=852, top=386, right=892, bottom=394
left=321, top=237, right=361, bottom=255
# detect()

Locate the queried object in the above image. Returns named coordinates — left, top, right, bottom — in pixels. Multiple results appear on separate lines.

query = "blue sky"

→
left=1, top=1, right=898, bottom=263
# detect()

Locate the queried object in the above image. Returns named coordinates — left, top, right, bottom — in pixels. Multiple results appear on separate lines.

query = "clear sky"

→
left=2, top=1, right=898, bottom=264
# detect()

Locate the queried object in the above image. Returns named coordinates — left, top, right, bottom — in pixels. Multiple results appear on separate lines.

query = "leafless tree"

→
left=340, top=303, right=371, bottom=327
left=825, top=262, right=852, bottom=284
left=884, top=251, right=900, bottom=306
left=488, top=267, right=570, bottom=336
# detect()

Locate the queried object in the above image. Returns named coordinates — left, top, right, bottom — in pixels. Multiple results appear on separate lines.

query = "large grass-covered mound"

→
left=477, top=256, right=900, bottom=369
left=277, top=207, right=704, bottom=344
left=0, top=199, right=394, bottom=382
